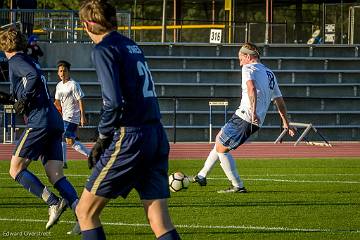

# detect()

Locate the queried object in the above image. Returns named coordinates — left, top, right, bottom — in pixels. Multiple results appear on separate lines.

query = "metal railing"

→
left=0, top=8, right=358, bottom=44
left=0, top=9, right=131, bottom=42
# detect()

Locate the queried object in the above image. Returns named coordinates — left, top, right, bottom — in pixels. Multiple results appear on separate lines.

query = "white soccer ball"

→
left=168, top=172, right=190, bottom=192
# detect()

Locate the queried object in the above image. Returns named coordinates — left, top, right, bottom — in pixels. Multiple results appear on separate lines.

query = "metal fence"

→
left=0, top=9, right=131, bottom=42
left=0, top=8, right=359, bottom=44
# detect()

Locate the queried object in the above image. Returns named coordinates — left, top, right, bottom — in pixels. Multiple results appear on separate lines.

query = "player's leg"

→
left=46, top=158, right=80, bottom=234
left=215, top=142, right=245, bottom=192
left=9, top=128, right=60, bottom=205
left=63, top=121, right=81, bottom=168
left=66, top=122, right=90, bottom=157
left=138, top=124, right=180, bottom=239
left=216, top=115, right=257, bottom=193
left=9, top=155, right=60, bottom=206
left=62, top=141, right=67, bottom=168
left=9, top=128, right=64, bottom=229
left=142, top=199, right=180, bottom=239
left=44, top=130, right=79, bottom=229
left=193, top=131, right=222, bottom=186
left=76, top=189, right=109, bottom=239
left=45, top=160, right=78, bottom=210
left=71, top=138, right=90, bottom=157
left=76, top=128, right=125, bottom=239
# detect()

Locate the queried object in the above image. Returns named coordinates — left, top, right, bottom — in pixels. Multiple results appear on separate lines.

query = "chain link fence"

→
left=0, top=7, right=358, bottom=44
left=0, top=9, right=131, bottom=43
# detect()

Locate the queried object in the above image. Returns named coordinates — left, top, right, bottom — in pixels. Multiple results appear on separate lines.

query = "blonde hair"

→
left=0, top=27, right=27, bottom=52
left=240, top=42, right=260, bottom=58
left=79, top=0, right=117, bottom=35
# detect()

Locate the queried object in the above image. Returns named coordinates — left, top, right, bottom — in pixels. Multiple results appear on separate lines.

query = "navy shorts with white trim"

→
left=86, top=122, right=170, bottom=200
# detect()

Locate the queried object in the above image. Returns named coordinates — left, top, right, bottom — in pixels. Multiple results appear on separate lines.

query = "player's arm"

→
left=78, top=98, right=87, bottom=127
left=12, top=61, right=39, bottom=114
left=92, top=46, right=123, bottom=139
left=73, top=82, right=87, bottom=126
left=88, top=47, right=122, bottom=168
left=273, top=97, right=295, bottom=137
left=246, top=79, right=259, bottom=125
left=54, top=99, right=62, bottom=113
left=17, top=61, right=39, bottom=103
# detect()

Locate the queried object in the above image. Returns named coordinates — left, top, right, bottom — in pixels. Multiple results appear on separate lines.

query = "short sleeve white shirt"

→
left=55, top=78, right=85, bottom=124
left=235, top=63, right=282, bottom=126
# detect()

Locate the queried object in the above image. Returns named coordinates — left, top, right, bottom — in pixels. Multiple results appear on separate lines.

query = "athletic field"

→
left=1, top=156, right=359, bottom=240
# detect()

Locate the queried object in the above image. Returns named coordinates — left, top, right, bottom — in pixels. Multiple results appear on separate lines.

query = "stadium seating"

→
left=1, top=43, right=359, bottom=142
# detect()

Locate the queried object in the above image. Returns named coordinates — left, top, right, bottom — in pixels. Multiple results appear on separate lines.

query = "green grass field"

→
left=1, top=158, right=360, bottom=240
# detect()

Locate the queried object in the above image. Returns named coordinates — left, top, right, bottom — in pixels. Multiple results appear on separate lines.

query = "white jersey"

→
left=235, top=63, right=282, bottom=127
left=55, top=78, right=85, bottom=124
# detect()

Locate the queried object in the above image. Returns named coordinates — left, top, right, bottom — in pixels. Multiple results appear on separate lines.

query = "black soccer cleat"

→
left=217, top=186, right=248, bottom=193
left=192, top=175, right=207, bottom=186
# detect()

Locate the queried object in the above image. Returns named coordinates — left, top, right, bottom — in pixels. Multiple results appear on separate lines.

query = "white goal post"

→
left=274, top=122, right=332, bottom=147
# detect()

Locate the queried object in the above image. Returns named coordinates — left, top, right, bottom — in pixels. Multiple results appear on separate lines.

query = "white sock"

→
left=72, top=141, right=90, bottom=157
left=62, top=142, right=67, bottom=163
left=198, top=147, right=218, bottom=178
left=217, top=152, right=244, bottom=188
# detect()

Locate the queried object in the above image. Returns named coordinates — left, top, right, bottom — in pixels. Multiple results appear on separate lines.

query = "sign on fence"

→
left=324, top=24, right=335, bottom=44
left=209, top=29, right=222, bottom=44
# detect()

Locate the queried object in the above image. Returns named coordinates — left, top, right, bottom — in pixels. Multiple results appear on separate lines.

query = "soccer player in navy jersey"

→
left=76, top=1, right=180, bottom=239
left=0, top=27, right=79, bottom=231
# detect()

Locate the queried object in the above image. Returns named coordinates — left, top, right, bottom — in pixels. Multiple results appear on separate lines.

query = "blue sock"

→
left=82, top=226, right=106, bottom=240
left=157, top=229, right=181, bottom=240
left=15, top=169, right=59, bottom=206
left=54, top=177, right=78, bottom=209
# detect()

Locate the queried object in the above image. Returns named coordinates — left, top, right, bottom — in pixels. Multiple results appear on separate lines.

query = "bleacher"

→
left=1, top=43, right=359, bottom=142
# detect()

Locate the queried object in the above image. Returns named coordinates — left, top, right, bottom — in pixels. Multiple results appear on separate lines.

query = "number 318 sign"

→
left=209, top=29, right=222, bottom=44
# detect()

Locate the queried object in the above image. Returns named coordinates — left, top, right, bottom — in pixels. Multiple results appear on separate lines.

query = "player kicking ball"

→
left=54, top=60, right=89, bottom=169
left=0, top=27, right=79, bottom=232
left=193, top=42, right=296, bottom=193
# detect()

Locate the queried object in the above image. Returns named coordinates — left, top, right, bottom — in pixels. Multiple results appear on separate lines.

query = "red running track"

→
left=0, top=142, right=359, bottom=160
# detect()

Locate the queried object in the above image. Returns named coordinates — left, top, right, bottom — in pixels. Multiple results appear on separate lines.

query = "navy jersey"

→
left=92, top=31, right=161, bottom=137
left=8, top=52, right=63, bottom=129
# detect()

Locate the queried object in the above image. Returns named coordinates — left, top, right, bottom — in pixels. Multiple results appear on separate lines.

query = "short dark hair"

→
left=57, top=60, right=71, bottom=70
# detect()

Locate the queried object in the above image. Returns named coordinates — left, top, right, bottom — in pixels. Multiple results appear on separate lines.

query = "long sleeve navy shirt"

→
left=92, top=31, right=161, bottom=137
left=9, top=52, right=63, bottom=130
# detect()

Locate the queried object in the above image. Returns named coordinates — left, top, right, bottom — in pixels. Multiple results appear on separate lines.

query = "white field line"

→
left=2, top=172, right=360, bottom=177
left=206, top=177, right=360, bottom=184
left=0, top=218, right=359, bottom=233
left=0, top=173, right=360, bottom=184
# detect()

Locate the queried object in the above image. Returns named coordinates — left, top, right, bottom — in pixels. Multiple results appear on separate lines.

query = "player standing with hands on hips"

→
left=0, top=27, right=79, bottom=230
left=76, top=1, right=180, bottom=239
left=54, top=60, right=89, bottom=169
left=193, top=42, right=296, bottom=193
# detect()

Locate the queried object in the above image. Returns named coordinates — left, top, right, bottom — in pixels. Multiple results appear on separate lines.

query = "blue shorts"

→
left=63, top=121, right=78, bottom=139
left=13, top=127, right=64, bottom=164
left=219, top=114, right=259, bottom=150
left=86, top=122, right=170, bottom=200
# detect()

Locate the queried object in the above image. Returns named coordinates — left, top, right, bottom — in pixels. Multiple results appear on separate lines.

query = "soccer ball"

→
left=168, top=172, right=190, bottom=192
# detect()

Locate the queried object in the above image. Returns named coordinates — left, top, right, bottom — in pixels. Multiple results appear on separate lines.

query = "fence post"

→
left=173, top=97, right=177, bottom=143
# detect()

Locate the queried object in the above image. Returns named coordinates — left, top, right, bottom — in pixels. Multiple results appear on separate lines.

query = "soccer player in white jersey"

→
left=193, top=42, right=296, bottom=193
left=54, top=60, right=90, bottom=169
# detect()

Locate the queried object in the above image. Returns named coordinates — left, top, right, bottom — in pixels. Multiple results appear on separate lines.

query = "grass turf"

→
left=0, top=158, right=359, bottom=240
